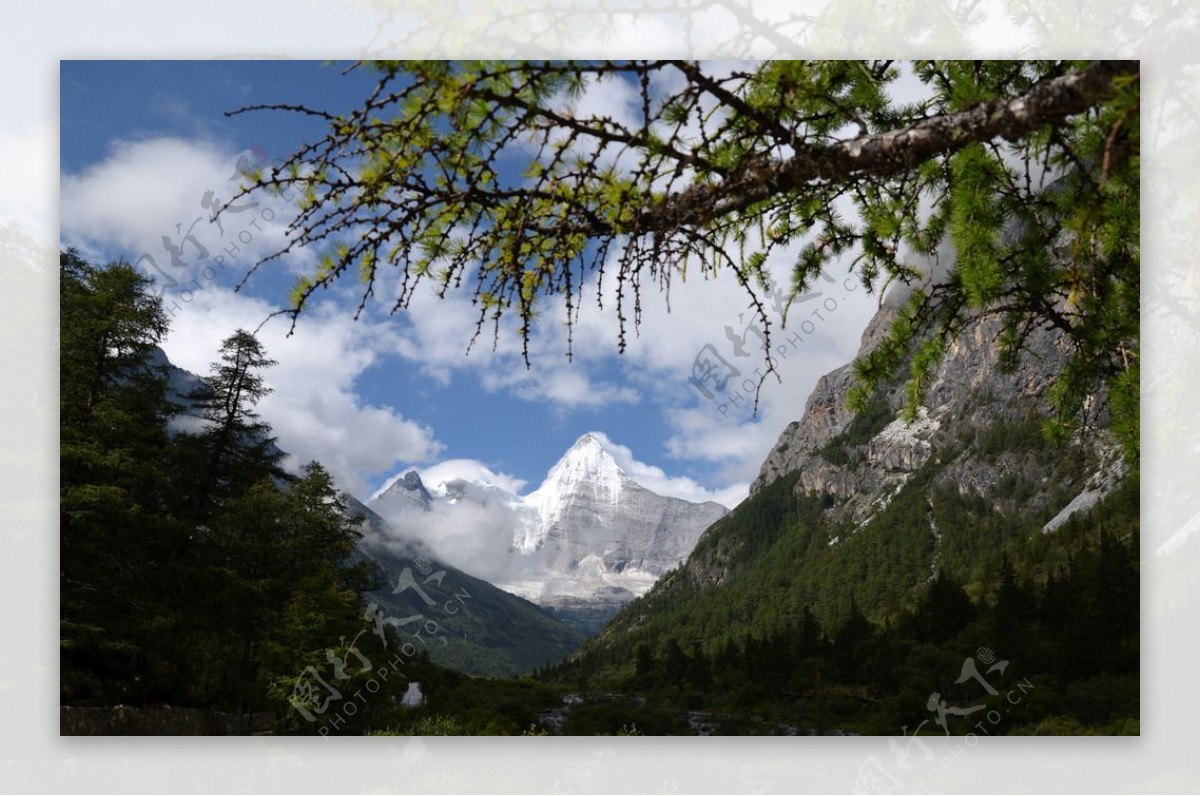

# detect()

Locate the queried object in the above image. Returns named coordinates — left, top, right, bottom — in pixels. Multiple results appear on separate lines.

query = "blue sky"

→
left=59, top=60, right=880, bottom=506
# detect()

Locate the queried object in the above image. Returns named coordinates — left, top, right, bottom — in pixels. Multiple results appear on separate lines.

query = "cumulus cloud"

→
left=418, top=459, right=527, bottom=494
left=61, top=136, right=310, bottom=287
left=60, top=135, right=447, bottom=496
left=480, top=365, right=640, bottom=409
left=374, top=262, right=643, bottom=409
left=160, top=285, right=442, bottom=496
left=369, top=492, right=543, bottom=587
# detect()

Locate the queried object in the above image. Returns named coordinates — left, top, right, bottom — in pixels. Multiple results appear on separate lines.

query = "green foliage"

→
left=362, top=549, right=585, bottom=678
left=60, top=252, right=389, bottom=731
left=367, top=714, right=474, bottom=736
left=60, top=251, right=186, bottom=705
left=176, top=329, right=285, bottom=521
left=563, top=700, right=680, bottom=736
left=235, top=61, right=1139, bottom=460
left=539, top=461, right=1138, bottom=735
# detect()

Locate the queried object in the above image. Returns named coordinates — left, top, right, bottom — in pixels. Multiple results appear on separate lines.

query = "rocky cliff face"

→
left=372, top=470, right=435, bottom=514
left=523, top=435, right=728, bottom=580
left=688, top=296, right=1127, bottom=591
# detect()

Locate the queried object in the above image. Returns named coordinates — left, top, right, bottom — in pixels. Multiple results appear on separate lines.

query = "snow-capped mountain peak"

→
left=530, top=433, right=628, bottom=517
left=366, top=432, right=729, bottom=632
left=371, top=469, right=434, bottom=514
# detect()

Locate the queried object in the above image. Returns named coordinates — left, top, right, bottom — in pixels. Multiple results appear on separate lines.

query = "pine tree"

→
left=832, top=597, right=873, bottom=683
left=911, top=569, right=975, bottom=645
left=179, top=329, right=284, bottom=521
left=59, top=251, right=184, bottom=704
left=199, top=462, right=382, bottom=728
left=992, top=553, right=1036, bottom=661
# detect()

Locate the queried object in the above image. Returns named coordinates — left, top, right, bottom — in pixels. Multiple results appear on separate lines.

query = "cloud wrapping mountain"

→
left=368, top=433, right=728, bottom=624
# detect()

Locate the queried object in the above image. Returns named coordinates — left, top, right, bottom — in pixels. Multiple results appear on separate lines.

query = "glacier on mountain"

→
left=367, top=433, right=728, bottom=629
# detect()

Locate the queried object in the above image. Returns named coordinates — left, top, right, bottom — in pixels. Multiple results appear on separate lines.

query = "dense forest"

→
left=351, top=466, right=1140, bottom=737
left=60, top=250, right=424, bottom=733
left=534, top=474, right=1138, bottom=736
left=60, top=248, right=1137, bottom=736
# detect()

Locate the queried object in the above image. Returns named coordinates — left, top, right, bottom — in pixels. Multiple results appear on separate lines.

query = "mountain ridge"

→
left=150, top=347, right=586, bottom=677
left=369, top=432, right=729, bottom=633
left=563, top=292, right=1135, bottom=671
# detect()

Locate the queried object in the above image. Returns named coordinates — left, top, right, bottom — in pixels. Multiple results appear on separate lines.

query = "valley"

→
left=59, top=235, right=1140, bottom=737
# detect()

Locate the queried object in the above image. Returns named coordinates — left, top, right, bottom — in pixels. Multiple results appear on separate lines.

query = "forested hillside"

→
left=60, top=250, right=570, bottom=734
left=541, top=471, right=1137, bottom=735
left=539, top=301, right=1139, bottom=736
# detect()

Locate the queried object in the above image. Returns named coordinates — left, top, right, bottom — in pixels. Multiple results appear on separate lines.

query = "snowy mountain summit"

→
left=367, top=433, right=728, bottom=632
left=517, top=434, right=725, bottom=585
left=372, top=469, right=435, bottom=515
left=520, top=433, right=630, bottom=550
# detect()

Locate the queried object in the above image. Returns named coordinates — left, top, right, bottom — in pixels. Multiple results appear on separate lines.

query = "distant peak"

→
left=369, top=468, right=434, bottom=511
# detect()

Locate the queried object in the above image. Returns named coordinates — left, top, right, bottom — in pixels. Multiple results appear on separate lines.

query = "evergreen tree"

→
left=61, top=254, right=385, bottom=726
left=179, top=329, right=284, bottom=521
left=59, top=251, right=183, bottom=703
left=992, top=553, right=1036, bottom=661
left=634, top=642, right=655, bottom=679
left=662, top=638, right=688, bottom=686
left=909, top=569, right=975, bottom=645
left=1095, top=532, right=1138, bottom=642
left=198, top=463, right=381, bottom=727
left=831, top=597, right=873, bottom=683
left=686, top=643, right=713, bottom=689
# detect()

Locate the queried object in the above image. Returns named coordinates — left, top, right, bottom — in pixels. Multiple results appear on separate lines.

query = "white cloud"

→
left=160, top=285, right=442, bottom=496
left=371, top=257, right=645, bottom=410
left=419, top=459, right=527, bottom=494
left=369, top=491, right=543, bottom=587
left=60, top=136, right=308, bottom=284
left=57, top=131, right=882, bottom=511
left=588, top=431, right=748, bottom=508
left=480, top=364, right=640, bottom=409
left=58, top=135, right=445, bottom=496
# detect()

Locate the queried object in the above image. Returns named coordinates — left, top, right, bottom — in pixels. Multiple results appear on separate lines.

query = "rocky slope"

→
left=682, top=298, right=1128, bottom=598
left=570, top=284, right=1135, bottom=668
left=371, top=470, right=435, bottom=514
